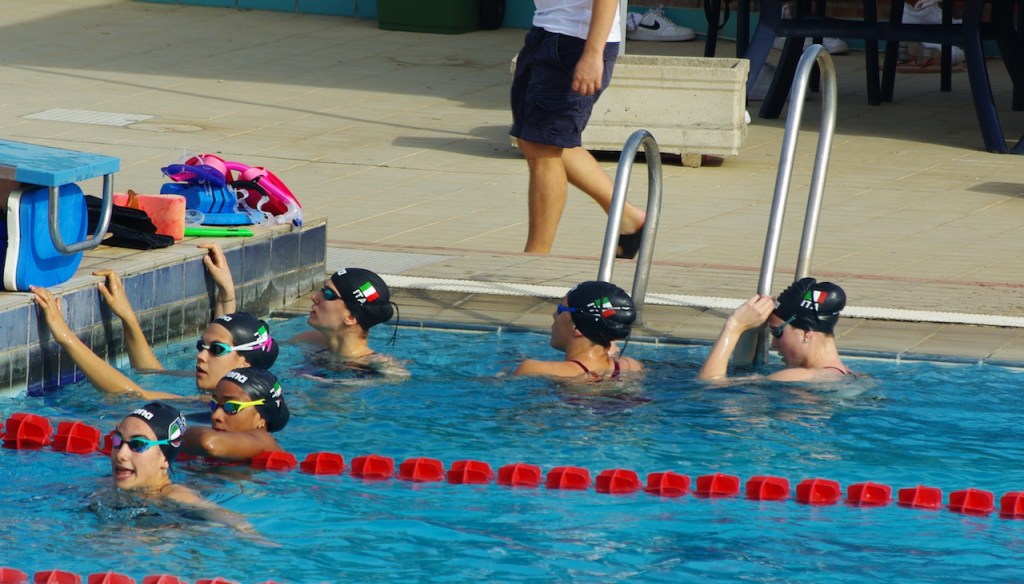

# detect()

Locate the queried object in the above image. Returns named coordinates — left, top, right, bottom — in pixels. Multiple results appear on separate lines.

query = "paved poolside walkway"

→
left=4, top=1, right=1024, bottom=363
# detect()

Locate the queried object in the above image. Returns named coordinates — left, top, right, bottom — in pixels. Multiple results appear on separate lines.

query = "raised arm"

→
left=31, top=286, right=180, bottom=400
left=200, top=243, right=237, bottom=317
left=94, top=269, right=162, bottom=371
left=698, top=294, right=775, bottom=380
left=182, top=426, right=280, bottom=461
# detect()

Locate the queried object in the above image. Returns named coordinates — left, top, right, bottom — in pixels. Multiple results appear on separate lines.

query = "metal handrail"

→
left=734, top=44, right=839, bottom=366
left=48, top=174, right=113, bottom=255
left=597, top=129, right=663, bottom=324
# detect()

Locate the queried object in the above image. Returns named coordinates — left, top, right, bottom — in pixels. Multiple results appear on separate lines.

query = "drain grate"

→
left=24, top=108, right=153, bottom=127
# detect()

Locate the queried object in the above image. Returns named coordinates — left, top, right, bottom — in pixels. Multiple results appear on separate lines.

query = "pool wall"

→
left=0, top=219, right=326, bottom=396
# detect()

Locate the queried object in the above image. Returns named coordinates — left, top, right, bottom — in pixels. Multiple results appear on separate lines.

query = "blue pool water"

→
left=2, top=316, right=1024, bottom=582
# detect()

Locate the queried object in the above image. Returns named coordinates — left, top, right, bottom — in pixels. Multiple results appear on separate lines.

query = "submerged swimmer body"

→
left=514, top=281, right=642, bottom=381
left=699, top=277, right=853, bottom=382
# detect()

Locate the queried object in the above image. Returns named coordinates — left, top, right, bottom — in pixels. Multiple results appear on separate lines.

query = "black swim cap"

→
left=565, top=281, right=636, bottom=347
left=127, top=402, right=187, bottom=466
left=330, top=268, right=394, bottom=330
left=221, top=367, right=290, bottom=433
left=773, top=277, right=846, bottom=335
left=211, top=312, right=279, bottom=369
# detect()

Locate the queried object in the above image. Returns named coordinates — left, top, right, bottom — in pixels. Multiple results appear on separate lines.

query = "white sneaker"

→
left=772, top=4, right=849, bottom=54
left=901, top=1, right=964, bottom=65
left=626, top=7, right=696, bottom=41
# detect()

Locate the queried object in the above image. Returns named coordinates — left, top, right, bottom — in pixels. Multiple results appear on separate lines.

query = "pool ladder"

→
left=597, top=129, right=663, bottom=325
left=734, top=44, right=839, bottom=367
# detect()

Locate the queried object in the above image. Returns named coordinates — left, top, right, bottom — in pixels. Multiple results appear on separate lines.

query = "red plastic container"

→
left=595, top=469, right=642, bottom=494
left=846, top=481, right=892, bottom=506
left=1000, top=491, right=1024, bottom=518
left=52, top=421, right=101, bottom=455
left=746, top=475, right=790, bottom=501
left=694, top=473, right=740, bottom=497
left=2, top=413, right=52, bottom=449
left=299, top=452, right=345, bottom=475
left=87, top=573, right=134, bottom=584
left=34, top=571, right=82, bottom=584
left=397, top=457, right=445, bottom=482
left=796, top=478, right=842, bottom=505
left=545, top=466, right=591, bottom=490
left=446, top=460, right=494, bottom=484
left=897, top=485, right=943, bottom=510
left=644, top=471, right=691, bottom=497
left=351, top=454, right=395, bottom=480
left=497, top=463, right=542, bottom=487
left=250, top=451, right=297, bottom=471
left=948, top=488, right=994, bottom=515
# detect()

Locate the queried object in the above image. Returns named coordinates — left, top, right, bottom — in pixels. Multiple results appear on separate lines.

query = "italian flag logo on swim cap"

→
left=589, top=296, right=616, bottom=319
left=803, top=289, right=827, bottom=310
left=356, top=281, right=379, bottom=304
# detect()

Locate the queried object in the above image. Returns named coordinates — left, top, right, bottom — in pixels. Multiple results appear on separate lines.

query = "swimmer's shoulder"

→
left=513, top=359, right=590, bottom=379
left=290, top=330, right=327, bottom=346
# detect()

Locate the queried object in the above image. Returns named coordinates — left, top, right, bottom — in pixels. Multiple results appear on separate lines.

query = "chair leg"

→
left=961, top=2, right=1008, bottom=152
left=881, top=1, right=906, bottom=102
left=704, top=0, right=722, bottom=57
left=760, top=37, right=805, bottom=118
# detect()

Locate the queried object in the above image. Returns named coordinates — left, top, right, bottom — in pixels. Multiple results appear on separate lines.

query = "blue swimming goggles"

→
left=111, top=431, right=170, bottom=454
left=769, top=315, right=797, bottom=339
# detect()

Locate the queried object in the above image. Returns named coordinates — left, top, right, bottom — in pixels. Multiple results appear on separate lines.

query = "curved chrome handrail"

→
left=734, top=44, right=838, bottom=366
left=598, top=129, right=663, bottom=324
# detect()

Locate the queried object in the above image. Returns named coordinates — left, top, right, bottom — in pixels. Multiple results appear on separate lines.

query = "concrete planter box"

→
left=585, top=55, right=749, bottom=166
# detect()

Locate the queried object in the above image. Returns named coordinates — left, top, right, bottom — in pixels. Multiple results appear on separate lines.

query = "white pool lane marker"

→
left=383, top=274, right=1024, bottom=328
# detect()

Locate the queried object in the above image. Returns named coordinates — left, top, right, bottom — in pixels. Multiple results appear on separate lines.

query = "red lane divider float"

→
left=447, top=460, right=494, bottom=485
left=7, top=412, right=1024, bottom=529
left=645, top=471, right=691, bottom=497
left=898, top=485, right=943, bottom=510
left=695, top=473, right=740, bottom=497
left=398, top=457, right=444, bottom=482
left=596, top=469, right=642, bottom=494
left=351, top=454, right=394, bottom=479
left=0, top=566, right=28, bottom=583
left=546, top=466, right=591, bottom=490
left=746, top=475, right=790, bottom=501
left=498, top=463, right=542, bottom=487
left=300, top=452, right=345, bottom=475
left=2, top=413, right=52, bottom=449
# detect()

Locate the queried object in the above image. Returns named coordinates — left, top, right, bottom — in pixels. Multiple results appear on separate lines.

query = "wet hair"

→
left=127, top=402, right=187, bottom=466
left=211, top=312, right=279, bottom=369
left=330, top=268, right=395, bottom=331
left=565, top=281, right=636, bottom=347
left=220, top=367, right=290, bottom=433
left=773, top=277, right=846, bottom=335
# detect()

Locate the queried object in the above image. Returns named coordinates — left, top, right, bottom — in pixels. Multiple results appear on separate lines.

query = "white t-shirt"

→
left=533, top=0, right=622, bottom=43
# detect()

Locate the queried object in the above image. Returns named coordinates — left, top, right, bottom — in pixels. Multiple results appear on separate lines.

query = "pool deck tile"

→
left=2, top=1, right=1024, bottom=366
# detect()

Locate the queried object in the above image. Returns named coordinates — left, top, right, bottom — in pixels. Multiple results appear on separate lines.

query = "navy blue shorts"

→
left=510, top=27, right=618, bottom=149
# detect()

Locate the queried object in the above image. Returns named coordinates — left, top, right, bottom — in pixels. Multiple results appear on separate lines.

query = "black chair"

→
left=880, top=0, right=1008, bottom=152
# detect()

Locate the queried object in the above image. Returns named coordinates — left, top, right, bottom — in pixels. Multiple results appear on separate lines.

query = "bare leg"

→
left=562, top=146, right=646, bottom=234
left=520, top=138, right=568, bottom=254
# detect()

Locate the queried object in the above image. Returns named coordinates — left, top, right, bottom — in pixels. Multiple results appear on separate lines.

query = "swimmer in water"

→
left=182, top=367, right=289, bottom=462
left=290, top=268, right=408, bottom=378
left=514, top=280, right=642, bottom=380
left=699, top=277, right=853, bottom=382
left=108, top=401, right=251, bottom=530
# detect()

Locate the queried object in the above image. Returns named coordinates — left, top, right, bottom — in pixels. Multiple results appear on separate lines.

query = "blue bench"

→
left=0, top=140, right=118, bottom=290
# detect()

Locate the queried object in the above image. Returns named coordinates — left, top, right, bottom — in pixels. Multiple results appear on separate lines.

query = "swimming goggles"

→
left=196, top=331, right=272, bottom=357
left=209, top=398, right=265, bottom=415
left=321, top=286, right=343, bottom=301
left=769, top=315, right=797, bottom=339
left=556, top=304, right=577, bottom=315
left=111, top=431, right=170, bottom=454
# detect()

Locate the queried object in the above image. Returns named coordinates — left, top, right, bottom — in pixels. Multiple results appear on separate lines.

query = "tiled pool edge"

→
left=0, top=219, right=326, bottom=396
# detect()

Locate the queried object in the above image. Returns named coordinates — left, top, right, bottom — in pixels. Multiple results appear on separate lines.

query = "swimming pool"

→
left=2, top=316, right=1024, bottom=582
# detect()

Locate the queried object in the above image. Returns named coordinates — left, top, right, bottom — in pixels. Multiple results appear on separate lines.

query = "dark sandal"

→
left=616, top=230, right=643, bottom=259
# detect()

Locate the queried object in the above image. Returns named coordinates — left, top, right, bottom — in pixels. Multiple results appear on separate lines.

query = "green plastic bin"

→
left=378, top=0, right=479, bottom=34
